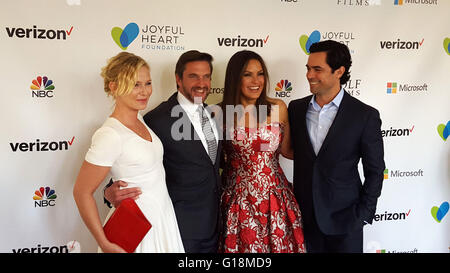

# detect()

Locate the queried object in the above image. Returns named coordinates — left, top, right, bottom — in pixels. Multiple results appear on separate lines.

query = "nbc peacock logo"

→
left=33, top=187, right=57, bottom=207
left=275, top=79, right=292, bottom=98
left=30, top=76, right=55, bottom=98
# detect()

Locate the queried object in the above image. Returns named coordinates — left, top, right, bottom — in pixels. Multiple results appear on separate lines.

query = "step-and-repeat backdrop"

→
left=1, top=0, right=449, bottom=253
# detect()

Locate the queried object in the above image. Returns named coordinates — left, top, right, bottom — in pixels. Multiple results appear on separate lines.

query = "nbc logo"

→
left=275, top=79, right=292, bottom=98
left=394, top=0, right=404, bottom=4
left=384, top=169, right=389, bottom=179
left=111, top=22, right=139, bottom=50
left=30, top=76, right=55, bottom=98
left=33, top=187, right=57, bottom=207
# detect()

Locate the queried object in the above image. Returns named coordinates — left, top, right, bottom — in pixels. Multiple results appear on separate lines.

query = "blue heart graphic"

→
left=436, top=202, right=449, bottom=222
left=120, top=23, right=139, bottom=48
left=444, top=121, right=450, bottom=139
left=306, top=30, right=321, bottom=54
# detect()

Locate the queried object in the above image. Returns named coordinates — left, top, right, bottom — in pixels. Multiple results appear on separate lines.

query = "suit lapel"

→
left=300, top=96, right=317, bottom=159
left=167, top=92, right=217, bottom=165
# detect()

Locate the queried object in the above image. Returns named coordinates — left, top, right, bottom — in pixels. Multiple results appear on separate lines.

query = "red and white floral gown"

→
left=220, top=123, right=306, bottom=253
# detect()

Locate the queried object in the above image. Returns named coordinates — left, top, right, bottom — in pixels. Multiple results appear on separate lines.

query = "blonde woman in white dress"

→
left=73, top=52, right=184, bottom=253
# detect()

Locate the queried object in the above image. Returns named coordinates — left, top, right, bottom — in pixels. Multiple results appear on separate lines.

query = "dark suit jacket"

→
left=143, top=92, right=222, bottom=240
left=288, top=91, right=385, bottom=235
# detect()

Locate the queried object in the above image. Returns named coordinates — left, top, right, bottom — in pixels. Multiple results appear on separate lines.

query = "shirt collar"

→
left=177, top=91, right=202, bottom=117
left=309, top=87, right=344, bottom=110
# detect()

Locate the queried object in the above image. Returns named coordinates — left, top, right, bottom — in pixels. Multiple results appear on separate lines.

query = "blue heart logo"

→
left=431, top=201, right=449, bottom=223
left=111, top=23, right=139, bottom=50
left=299, top=30, right=321, bottom=55
left=437, top=121, right=450, bottom=141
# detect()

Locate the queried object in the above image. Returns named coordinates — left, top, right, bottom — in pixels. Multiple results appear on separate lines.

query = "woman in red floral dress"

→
left=219, top=50, right=306, bottom=253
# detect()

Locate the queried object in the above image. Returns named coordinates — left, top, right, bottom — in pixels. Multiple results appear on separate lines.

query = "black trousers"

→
left=303, top=212, right=363, bottom=253
left=182, top=232, right=218, bottom=253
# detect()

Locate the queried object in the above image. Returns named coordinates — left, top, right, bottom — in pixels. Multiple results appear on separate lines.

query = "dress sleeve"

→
left=85, top=126, right=122, bottom=167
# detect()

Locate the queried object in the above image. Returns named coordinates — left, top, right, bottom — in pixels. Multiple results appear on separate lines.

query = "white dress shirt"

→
left=177, top=92, right=219, bottom=153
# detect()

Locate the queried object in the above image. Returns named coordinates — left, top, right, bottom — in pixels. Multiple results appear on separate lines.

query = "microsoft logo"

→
left=383, top=168, right=424, bottom=180
left=386, top=82, right=428, bottom=94
left=394, top=0, right=438, bottom=5
left=387, top=82, right=397, bottom=94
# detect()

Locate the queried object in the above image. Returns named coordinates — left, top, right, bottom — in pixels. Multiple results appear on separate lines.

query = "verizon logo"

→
left=10, top=137, right=75, bottom=152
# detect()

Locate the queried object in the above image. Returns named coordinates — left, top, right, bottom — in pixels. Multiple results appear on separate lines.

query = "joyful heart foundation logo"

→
left=444, top=38, right=450, bottom=55
left=111, top=22, right=139, bottom=50
left=431, top=201, right=449, bottom=223
left=437, top=121, right=449, bottom=141
left=299, top=30, right=320, bottom=55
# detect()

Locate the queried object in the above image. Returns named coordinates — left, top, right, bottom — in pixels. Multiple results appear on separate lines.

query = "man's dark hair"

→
left=309, top=40, right=352, bottom=85
left=175, top=50, right=213, bottom=80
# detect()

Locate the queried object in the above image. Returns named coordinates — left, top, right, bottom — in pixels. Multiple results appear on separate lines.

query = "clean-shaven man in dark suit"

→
left=287, top=40, right=385, bottom=253
left=105, top=50, right=222, bottom=253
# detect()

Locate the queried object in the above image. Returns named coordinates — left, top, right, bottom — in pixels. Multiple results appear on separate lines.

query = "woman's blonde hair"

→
left=101, top=52, right=149, bottom=98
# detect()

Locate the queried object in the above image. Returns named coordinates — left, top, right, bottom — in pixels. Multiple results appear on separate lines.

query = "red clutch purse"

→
left=103, top=198, right=152, bottom=253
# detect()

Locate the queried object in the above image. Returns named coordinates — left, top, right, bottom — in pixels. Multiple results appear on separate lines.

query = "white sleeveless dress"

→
left=85, top=114, right=184, bottom=253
